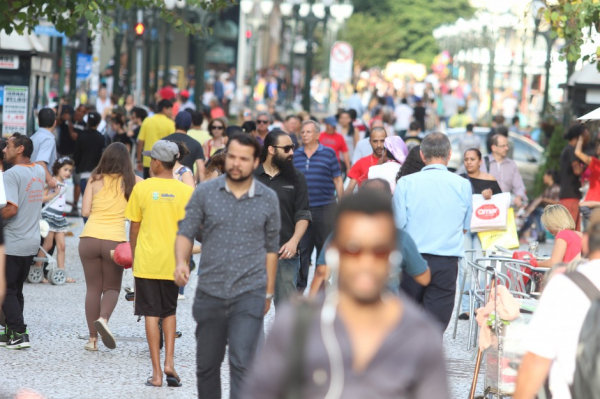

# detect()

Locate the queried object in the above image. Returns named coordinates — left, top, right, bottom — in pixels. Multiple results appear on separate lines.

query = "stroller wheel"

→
left=27, top=266, right=44, bottom=284
left=49, top=269, right=67, bottom=285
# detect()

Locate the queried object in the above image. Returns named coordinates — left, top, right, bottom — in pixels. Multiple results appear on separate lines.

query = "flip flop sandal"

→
left=145, top=377, right=161, bottom=387
left=165, top=374, right=182, bottom=387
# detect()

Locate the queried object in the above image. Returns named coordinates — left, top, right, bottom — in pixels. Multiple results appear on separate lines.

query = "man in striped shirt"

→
left=293, top=120, right=343, bottom=292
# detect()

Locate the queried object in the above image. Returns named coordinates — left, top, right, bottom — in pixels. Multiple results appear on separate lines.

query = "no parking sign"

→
left=329, top=41, right=353, bottom=83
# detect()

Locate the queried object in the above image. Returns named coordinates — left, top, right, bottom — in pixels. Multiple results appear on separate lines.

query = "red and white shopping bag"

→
left=470, top=192, right=510, bottom=232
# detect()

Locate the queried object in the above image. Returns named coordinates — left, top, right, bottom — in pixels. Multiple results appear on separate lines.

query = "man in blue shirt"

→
left=293, top=120, right=344, bottom=292
left=393, top=132, right=472, bottom=330
left=309, top=179, right=431, bottom=297
left=30, top=108, right=58, bottom=188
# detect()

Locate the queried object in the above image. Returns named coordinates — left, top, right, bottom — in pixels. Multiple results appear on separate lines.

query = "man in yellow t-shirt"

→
left=186, top=110, right=211, bottom=146
left=126, top=140, right=194, bottom=388
left=136, top=99, right=175, bottom=179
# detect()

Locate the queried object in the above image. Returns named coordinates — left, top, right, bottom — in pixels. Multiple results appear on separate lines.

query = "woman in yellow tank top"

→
left=79, top=143, right=143, bottom=351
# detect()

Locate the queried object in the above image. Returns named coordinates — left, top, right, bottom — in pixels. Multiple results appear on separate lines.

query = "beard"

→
left=225, top=167, right=253, bottom=182
left=272, top=153, right=297, bottom=182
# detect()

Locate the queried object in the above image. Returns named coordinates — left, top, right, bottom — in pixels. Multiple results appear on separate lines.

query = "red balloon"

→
left=114, top=242, right=132, bottom=269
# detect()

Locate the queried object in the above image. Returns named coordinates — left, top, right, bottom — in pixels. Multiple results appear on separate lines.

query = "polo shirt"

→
left=255, top=165, right=312, bottom=246
left=318, top=132, right=347, bottom=161
left=393, top=164, right=472, bottom=257
left=138, top=114, right=175, bottom=167
left=293, top=144, right=341, bottom=207
left=348, top=154, right=380, bottom=185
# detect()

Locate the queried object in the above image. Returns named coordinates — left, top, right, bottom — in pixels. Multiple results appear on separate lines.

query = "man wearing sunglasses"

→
left=255, top=130, right=311, bottom=306
left=255, top=112, right=272, bottom=145
left=243, top=190, right=448, bottom=399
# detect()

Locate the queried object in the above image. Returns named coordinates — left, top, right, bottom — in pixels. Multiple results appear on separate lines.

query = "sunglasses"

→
left=257, top=120, right=269, bottom=124
left=273, top=145, right=295, bottom=153
left=211, top=126, right=224, bottom=130
left=338, top=241, right=394, bottom=260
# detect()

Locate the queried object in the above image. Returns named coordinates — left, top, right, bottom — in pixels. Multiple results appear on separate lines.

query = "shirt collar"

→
left=218, top=175, right=258, bottom=198
left=36, top=127, right=53, bottom=135
left=298, top=143, right=324, bottom=154
left=422, top=164, right=448, bottom=171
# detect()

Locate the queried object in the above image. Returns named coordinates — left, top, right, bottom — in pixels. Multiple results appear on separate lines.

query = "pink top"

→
left=556, top=229, right=582, bottom=262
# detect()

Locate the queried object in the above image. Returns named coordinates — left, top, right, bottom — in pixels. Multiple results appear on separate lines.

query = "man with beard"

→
left=174, top=133, right=281, bottom=399
left=344, top=127, right=386, bottom=194
left=255, top=130, right=311, bottom=305
left=242, top=190, right=448, bottom=399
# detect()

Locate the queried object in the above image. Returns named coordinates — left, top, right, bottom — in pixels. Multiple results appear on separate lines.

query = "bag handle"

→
left=484, top=155, right=490, bottom=173
left=566, top=271, right=600, bottom=300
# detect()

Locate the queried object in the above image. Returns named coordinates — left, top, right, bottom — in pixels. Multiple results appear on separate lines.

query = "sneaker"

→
left=0, top=327, right=7, bottom=347
left=178, top=294, right=185, bottom=300
left=6, top=330, right=31, bottom=349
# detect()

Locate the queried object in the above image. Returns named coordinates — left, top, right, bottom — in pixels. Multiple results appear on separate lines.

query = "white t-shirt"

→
left=368, top=162, right=401, bottom=193
left=96, top=97, right=111, bottom=117
left=524, top=261, right=600, bottom=399
left=394, top=104, right=413, bottom=131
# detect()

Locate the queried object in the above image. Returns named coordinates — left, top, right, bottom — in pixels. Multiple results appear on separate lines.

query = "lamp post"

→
left=280, top=0, right=301, bottom=106
left=143, top=9, right=153, bottom=105
left=533, top=0, right=555, bottom=120
left=241, top=0, right=274, bottom=109
left=113, top=7, right=124, bottom=97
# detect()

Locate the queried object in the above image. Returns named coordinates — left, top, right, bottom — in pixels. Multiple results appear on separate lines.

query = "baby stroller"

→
left=27, top=182, right=68, bottom=285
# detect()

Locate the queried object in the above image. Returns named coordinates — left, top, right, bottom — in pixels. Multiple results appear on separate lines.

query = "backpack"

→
left=565, top=271, right=600, bottom=399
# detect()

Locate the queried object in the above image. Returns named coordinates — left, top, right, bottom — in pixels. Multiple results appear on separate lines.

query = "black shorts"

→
left=134, top=278, right=179, bottom=318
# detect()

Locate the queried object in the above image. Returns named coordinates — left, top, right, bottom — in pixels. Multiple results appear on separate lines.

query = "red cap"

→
left=180, top=90, right=190, bottom=99
left=158, top=86, right=176, bottom=100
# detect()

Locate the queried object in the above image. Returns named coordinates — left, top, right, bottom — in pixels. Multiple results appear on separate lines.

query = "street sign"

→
left=329, top=41, right=353, bottom=83
left=76, top=53, right=92, bottom=79
left=2, top=86, right=29, bottom=136
left=0, top=55, right=19, bottom=70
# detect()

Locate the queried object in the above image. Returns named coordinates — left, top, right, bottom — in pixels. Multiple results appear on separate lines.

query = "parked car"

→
left=446, top=127, right=545, bottom=195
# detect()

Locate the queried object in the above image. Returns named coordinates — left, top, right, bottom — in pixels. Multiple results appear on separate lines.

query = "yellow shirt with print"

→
left=125, top=178, right=194, bottom=280
left=138, top=114, right=175, bottom=167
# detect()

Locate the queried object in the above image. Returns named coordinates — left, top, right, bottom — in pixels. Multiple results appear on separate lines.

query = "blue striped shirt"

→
left=294, top=144, right=341, bottom=207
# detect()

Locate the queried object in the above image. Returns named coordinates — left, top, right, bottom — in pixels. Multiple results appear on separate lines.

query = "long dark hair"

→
left=260, top=129, right=287, bottom=163
left=397, top=145, right=425, bottom=181
left=90, top=142, right=136, bottom=200
left=337, top=109, right=355, bottom=137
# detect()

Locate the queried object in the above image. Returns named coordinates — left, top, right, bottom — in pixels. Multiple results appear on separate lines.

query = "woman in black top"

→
left=457, top=148, right=502, bottom=320
left=462, top=148, right=502, bottom=198
left=73, top=112, right=106, bottom=214
left=110, top=114, right=133, bottom=154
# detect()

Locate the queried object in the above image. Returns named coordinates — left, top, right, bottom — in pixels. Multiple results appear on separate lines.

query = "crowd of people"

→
left=1, top=76, right=600, bottom=399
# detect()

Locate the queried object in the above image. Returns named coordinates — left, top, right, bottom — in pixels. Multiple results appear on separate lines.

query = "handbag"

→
left=0, top=170, right=6, bottom=209
left=470, top=192, right=510, bottom=233
left=478, top=208, right=520, bottom=250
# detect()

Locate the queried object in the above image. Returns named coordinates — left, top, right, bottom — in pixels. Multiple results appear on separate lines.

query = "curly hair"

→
left=396, top=145, right=425, bottom=181
left=51, top=157, right=75, bottom=176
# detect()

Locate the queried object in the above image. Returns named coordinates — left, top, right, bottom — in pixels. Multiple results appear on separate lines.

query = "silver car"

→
left=446, top=127, right=544, bottom=194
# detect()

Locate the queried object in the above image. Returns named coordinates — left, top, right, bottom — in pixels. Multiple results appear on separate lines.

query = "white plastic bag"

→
left=470, top=192, right=510, bottom=232
left=0, top=170, right=7, bottom=209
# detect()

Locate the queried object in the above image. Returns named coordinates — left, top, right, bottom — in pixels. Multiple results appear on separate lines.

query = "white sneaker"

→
left=178, top=294, right=185, bottom=300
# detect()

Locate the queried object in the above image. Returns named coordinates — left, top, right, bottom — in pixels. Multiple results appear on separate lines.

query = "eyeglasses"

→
left=338, top=241, right=394, bottom=260
left=211, top=126, right=224, bottom=130
left=257, top=120, right=269, bottom=124
left=272, top=145, right=295, bottom=153
left=496, top=144, right=509, bottom=148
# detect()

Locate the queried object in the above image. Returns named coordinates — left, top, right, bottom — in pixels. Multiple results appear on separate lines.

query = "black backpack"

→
left=565, top=272, right=600, bottom=399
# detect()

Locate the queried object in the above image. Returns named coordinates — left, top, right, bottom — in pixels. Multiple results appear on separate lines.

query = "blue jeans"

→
left=458, top=233, right=482, bottom=313
left=519, top=208, right=543, bottom=239
left=274, top=256, right=299, bottom=306
left=193, top=288, right=265, bottom=399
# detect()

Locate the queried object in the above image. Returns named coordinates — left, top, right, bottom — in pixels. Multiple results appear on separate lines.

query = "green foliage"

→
left=543, top=0, right=600, bottom=70
left=533, top=124, right=566, bottom=197
left=345, top=0, right=474, bottom=68
left=0, top=0, right=234, bottom=37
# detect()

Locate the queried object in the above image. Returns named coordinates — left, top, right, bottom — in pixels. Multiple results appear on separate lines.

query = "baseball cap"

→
left=180, top=90, right=190, bottom=99
left=324, top=116, right=337, bottom=126
left=158, top=86, right=176, bottom=100
left=142, top=140, right=179, bottom=162
left=175, top=112, right=192, bottom=130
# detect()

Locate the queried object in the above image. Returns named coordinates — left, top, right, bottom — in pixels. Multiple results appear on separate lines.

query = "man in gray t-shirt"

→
left=1, top=134, right=45, bottom=349
left=457, top=123, right=481, bottom=157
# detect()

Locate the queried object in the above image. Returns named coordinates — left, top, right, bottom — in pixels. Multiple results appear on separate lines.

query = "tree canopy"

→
left=345, top=0, right=474, bottom=68
left=0, top=0, right=234, bottom=37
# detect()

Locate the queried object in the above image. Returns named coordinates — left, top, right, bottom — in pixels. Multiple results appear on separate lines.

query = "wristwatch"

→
left=266, top=293, right=274, bottom=301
